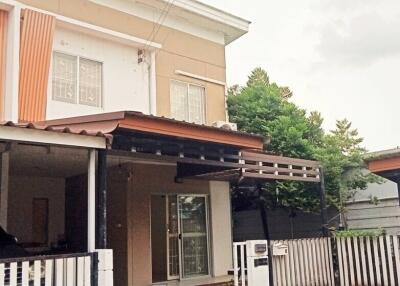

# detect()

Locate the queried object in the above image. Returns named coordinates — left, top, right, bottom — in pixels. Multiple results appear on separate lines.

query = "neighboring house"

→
left=0, top=1, right=323, bottom=286
left=345, top=149, right=400, bottom=235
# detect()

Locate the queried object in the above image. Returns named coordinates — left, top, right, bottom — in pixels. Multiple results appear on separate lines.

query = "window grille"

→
left=52, top=52, right=77, bottom=104
left=170, top=80, right=205, bottom=124
left=52, top=52, right=102, bottom=107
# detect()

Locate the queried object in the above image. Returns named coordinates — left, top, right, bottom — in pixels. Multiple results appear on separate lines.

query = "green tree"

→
left=228, top=68, right=380, bottom=222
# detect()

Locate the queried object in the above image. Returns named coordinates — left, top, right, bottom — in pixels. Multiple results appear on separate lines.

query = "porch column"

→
left=96, top=149, right=107, bottom=249
left=0, top=151, right=9, bottom=229
left=88, top=149, right=96, bottom=252
left=209, top=181, right=233, bottom=277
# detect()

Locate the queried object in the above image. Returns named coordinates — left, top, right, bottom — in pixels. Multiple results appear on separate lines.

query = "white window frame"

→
left=170, top=80, right=206, bottom=124
left=52, top=51, right=103, bottom=108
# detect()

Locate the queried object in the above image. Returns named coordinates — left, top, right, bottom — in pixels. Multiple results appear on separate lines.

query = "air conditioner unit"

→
left=212, top=121, right=237, bottom=131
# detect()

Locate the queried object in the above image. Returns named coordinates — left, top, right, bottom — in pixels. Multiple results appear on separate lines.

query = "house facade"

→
left=0, top=1, right=322, bottom=286
left=344, top=149, right=400, bottom=235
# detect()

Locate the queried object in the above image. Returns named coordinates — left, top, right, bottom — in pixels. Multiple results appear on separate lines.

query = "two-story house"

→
left=0, top=1, right=322, bottom=286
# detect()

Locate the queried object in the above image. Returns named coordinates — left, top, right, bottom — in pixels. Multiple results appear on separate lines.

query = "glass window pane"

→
left=170, top=81, right=188, bottom=121
left=79, top=58, right=102, bottom=107
left=188, top=85, right=205, bottom=124
left=179, top=196, right=209, bottom=277
left=52, top=52, right=77, bottom=104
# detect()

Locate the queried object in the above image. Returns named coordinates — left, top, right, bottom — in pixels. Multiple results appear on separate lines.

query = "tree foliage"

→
left=228, top=68, right=380, bottom=217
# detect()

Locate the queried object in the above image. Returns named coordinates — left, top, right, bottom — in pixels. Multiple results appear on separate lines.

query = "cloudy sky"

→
left=202, top=0, right=400, bottom=151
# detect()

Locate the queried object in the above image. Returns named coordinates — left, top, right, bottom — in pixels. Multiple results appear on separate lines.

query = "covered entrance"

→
left=42, top=111, right=323, bottom=286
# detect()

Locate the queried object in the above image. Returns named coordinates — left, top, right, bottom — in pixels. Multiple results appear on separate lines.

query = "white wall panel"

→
left=46, top=26, right=150, bottom=119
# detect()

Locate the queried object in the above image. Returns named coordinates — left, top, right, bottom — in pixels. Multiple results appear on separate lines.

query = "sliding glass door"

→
left=178, top=195, right=210, bottom=278
left=166, top=195, right=210, bottom=280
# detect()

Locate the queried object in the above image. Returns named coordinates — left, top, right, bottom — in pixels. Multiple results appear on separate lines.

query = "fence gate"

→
left=336, top=235, right=400, bottom=286
left=271, top=238, right=334, bottom=286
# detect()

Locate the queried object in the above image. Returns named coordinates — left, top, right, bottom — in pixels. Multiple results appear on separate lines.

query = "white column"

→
left=88, top=149, right=96, bottom=252
left=149, top=50, right=157, bottom=115
left=4, top=5, right=20, bottom=122
left=209, top=181, right=233, bottom=277
left=0, top=152, right=9, bottom=229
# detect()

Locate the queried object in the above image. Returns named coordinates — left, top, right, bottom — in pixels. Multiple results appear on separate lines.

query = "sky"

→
left=201, top=0, right=400, bottom=152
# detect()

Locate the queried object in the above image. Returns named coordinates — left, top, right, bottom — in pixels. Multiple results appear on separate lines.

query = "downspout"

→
left=148, top=50, right=157, bottom=115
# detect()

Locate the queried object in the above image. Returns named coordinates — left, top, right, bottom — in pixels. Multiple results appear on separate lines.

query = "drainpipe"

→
left=148, top=51, right=157, bottom=115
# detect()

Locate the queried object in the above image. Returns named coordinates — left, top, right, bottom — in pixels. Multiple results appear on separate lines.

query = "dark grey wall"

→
left=233, top=207, right=339, bottom=241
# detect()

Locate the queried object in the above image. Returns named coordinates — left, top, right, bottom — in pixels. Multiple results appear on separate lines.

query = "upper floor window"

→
left=52, top=52, right=102, bottom=107
left=170, top=80, right=205, bottom=124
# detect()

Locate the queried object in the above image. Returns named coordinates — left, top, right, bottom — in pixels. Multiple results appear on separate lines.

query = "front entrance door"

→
left=166, top=195, right=210, bottom=280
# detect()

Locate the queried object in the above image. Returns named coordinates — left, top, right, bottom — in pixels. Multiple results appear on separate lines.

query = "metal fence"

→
left=0, top=252, right=96, bottom=286
left=234, top=236, right=400, bottom=286
left=271, top=238, right=334, bottom=286
left=336, top=235, right=400, bottom=286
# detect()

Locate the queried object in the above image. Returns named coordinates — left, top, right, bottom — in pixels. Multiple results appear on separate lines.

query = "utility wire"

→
left=143, top=0, right=175, bottom=51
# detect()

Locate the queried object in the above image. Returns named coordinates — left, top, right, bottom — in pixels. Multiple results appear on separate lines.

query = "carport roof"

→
left=0, top=121, right=109, bottom=149
left=366, top=147, right=400, bottom=182
left=40, top=111, right=265, bottom=150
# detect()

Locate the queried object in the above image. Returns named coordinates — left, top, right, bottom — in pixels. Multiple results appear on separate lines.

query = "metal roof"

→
left=0, top=121, right=113, bottom=143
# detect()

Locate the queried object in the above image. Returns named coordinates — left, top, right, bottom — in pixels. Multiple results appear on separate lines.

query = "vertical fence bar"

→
left=328, top=238, right=335, bottom=286
left=21, top=261, right=29, bottom=286
left=320, top=238, right=328, bottom=285
left=359, top=237, right=368, bottom=286
left=393, top=236, right=400, bottom=286
left=342, top=238, right=349, bottom=286
left=9, top=262, right=17, bottom=286
left=284, top=243, right=291, bottom=286
left=386, top=236, right=395, bottom=286
left=44, top=259, right=53, bottom=286
left=34, top=260, right=41, bottom=286
left=373, top=237, right=381, bottom=285
left=84, top=255, right=92, bottom=286
left=366, top=236, right=375, bottom=286
left=0, top=263, right=4, bottom=286
left=353, top=237, right=361, bottom=286
left=346, top=237, right=355, bottom=285
left=379, top=236, right=388, bottom=285
left=337, top=238, right=344, bottom=286
left=293, top=240, right=301, bottom=286
left=240, top=244, right=245, bottom=286
left=305, top=239, right=311, bottom=285
left=299, top=240, right=306, bottom=285
left=233, top=244, right=239, bottom=286
left=288, top=240, right=295, bottom=286
left=56, top=258, right=64, bottom=286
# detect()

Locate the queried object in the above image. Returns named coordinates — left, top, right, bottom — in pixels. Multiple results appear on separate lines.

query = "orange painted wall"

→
left=19, top=9, right=55, bottom=122
left=0, top=10, right=7, bottom=120
left=368, top=157, right=400, bottom=173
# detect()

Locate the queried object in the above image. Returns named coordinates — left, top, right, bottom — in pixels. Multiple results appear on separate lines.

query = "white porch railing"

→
left=0, top=252, right=96, bottom=286
left=233, top=242, right=247, bottom=286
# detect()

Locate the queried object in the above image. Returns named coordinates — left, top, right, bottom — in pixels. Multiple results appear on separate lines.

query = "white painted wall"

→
left=209, top=181, right=233, bottom=277
left=46, top=26, right=150, bottom=120
left=7, top=175, right=65, bottom=246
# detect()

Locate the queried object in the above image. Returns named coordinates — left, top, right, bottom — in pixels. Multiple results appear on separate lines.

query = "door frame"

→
left=166, top=195, right=180, bottom=280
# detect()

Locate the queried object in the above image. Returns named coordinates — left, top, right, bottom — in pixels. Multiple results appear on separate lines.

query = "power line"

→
left=143, top=0, right=175, bottom=51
